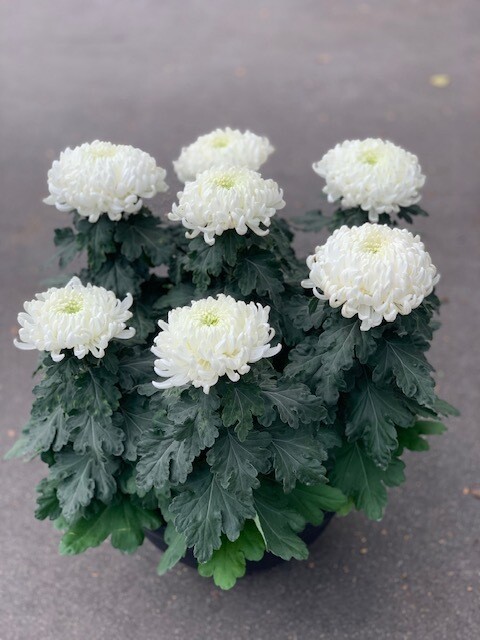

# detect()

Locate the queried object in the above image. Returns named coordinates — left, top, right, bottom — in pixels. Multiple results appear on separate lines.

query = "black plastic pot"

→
left=145, top=512, right=335, bottom=574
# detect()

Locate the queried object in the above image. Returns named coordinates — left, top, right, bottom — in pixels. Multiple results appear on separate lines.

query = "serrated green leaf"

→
left=221, top=379, right=265, bottom=441
left=93, top=256, right=143, bottom=297
left=184, top=237, right=224, bottom=290
left=115, top=214, right=172, bottom=265
left=59, top=497, right=161, bottom=555
left=117, top=347, right=155, bottom=390
left=234, top=250, right=284, bottom=297
left=76, top=215, right=116, bottom=271
left=288, top=295, right=327, bottom=332
left=345, top=374, right=416, bottom=468
left=136, top=412, right=203, bottom=492
left=74, top=367, right=121, bottom=417
left=252, top=481, right=308, bottom=560
left=20, top=406, right=70, bottom=455
left=207, top=429, right=271, bottom=493
left=371, top=336, right=436, bottom=406
left=287, top=483, right=349, bottom=525
left=129, top=301, right=157, bottom=342
left=166, top=388, right=221, bottom=448
left=331, top=442, right=405, bottom=520
left=197, top=520, right=265, bottom=589
left=397, top=419, right=446, bottom=453
left=157, top=521, right=188, bottom=575
left=50, top=451, right=118, bottom=520
left=170, top=468, right=255, bottom=563
left=35, top=478, right=62, bottom=521
left=54, top=227, right=79, bottom=268
left=259, top=381, right=327, bottom=429
left=69, top=413, right=125, bottom=457
left=269, top=424, right=327, bottom=492
left=113, top=393, right=153, bottom=461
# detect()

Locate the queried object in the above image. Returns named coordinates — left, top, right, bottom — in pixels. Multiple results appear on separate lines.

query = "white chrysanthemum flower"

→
left=312, top=139, right=425, bottom=222
left=14, top=277, right=135, bottom=361
left=44, top=140, right=168, bottom=223
left=302, top=224, right=439, bottom=331
left=173, top=127, right=274, bottom=183
left=152, top=294, right=281, bottom=393
left=168, top=166, right=285, bottom=245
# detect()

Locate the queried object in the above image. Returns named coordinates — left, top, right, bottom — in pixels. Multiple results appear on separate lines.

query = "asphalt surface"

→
left=1, top=2, right=479, bottom=639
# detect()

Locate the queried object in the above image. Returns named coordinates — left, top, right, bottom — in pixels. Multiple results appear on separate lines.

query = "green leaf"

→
left=234, top=250, right=285, bottom=297
left=259, top=381, right=327, bottom=429
left=184, top=237, right=224, bottom=289
left=113, top=393, right=153, bottom=461
left=371, top=336, right=436, bottom=406
left=433, top=397, right=460, bottom=417
left=54, top=227, right=79, bottom=268
left=50, top=451, right=118, bottom=520
left=166, top=388, right=221, bottom=448
left=74, top=367, right=121, bottom=417
left=345, top=375, right=416, bottom=468
left=157, top=521, right=188, bottom=575
left=269, top=424, right=327, bottom=492
left=197, top=520, right=265, bottom=589
left=216, top=231, right=248, bottom=267
left=93, top=256, right=143, bottom=297
left=35, top=478, right=62, bottom=521
left=331, top=442, right=405, bottom=520
left=397, top=419, right=446, bottom=453
left=76, top=215, right=116, bottom=271
left=288, top=296, right=327, bottom=332
left=170, top=469, right=255, bottom=563
left=207, top=429, right=271, bottom=493
left=117, top=347, right=155, bottom=390
left=136, top=412, right=203, bottom=492
left=287, top=483, right=350, bottom=525
left=59, top=497, right=161, bottom=555
left=69, top=413, right=125, bottom=457
left=221, top=379, right=265, bottom=441
left=115, top=214, right=172, bottom=265
left=129, top=301, right=157, bottom=342
left=293, top=209, right=328, bottom=232
left=253, top=481, right=308, bottom=561
left=20, top=406, right=70, bottom=455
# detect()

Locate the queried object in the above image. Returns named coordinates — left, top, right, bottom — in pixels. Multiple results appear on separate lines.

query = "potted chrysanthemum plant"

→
left=9, top=129, right=457, bottom=590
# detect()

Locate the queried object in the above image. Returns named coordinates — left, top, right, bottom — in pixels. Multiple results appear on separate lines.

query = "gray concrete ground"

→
left=1, top=1, right=479, bottom=639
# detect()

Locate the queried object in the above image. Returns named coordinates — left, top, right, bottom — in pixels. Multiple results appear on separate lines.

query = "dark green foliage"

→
left=197, top=520, right=265, bottom=589
left=345, top=372, right=416, bottom=468
left=170, top=468, right=256, bottom=563
left=331, top=442, right=405, bottom=520
left=296, top=204, right=429, bottom=233
left=252, top=481, right=308, bottom=561
left=13, top=194, right=456, bottom=590
left=269, top=424, right=327, bottom=491
left=59, top=495, right=162, bottom=555
left=207, top=429, right=271, bottom=493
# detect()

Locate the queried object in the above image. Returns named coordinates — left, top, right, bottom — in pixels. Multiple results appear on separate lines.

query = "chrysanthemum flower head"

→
left=173, top=127, right=274, bottom=183
left=14, top=277, right=135, bottom=361
left=312, top=139, right=425, bottom=222
left=302, top=224, right=439, bottom=331
left=152, top=294, right=281, bottom=393
left=44, top=140, right=168, bottom=223
left=168, top=166, right=285, bottom=245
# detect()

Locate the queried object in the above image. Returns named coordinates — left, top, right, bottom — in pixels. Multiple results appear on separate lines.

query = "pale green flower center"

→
left=89, top=144, right=117, bottom=158
left=54, top=294, right=84, bottom=314
left=360, top=149, right=381, bottom=165
left=361, top=235, right=386, bottom=254
left=199, top=311, right=221, bottom=326
left=211, top=134, right=230, bottom=149
left=214, top=174, right=236, bottom=189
